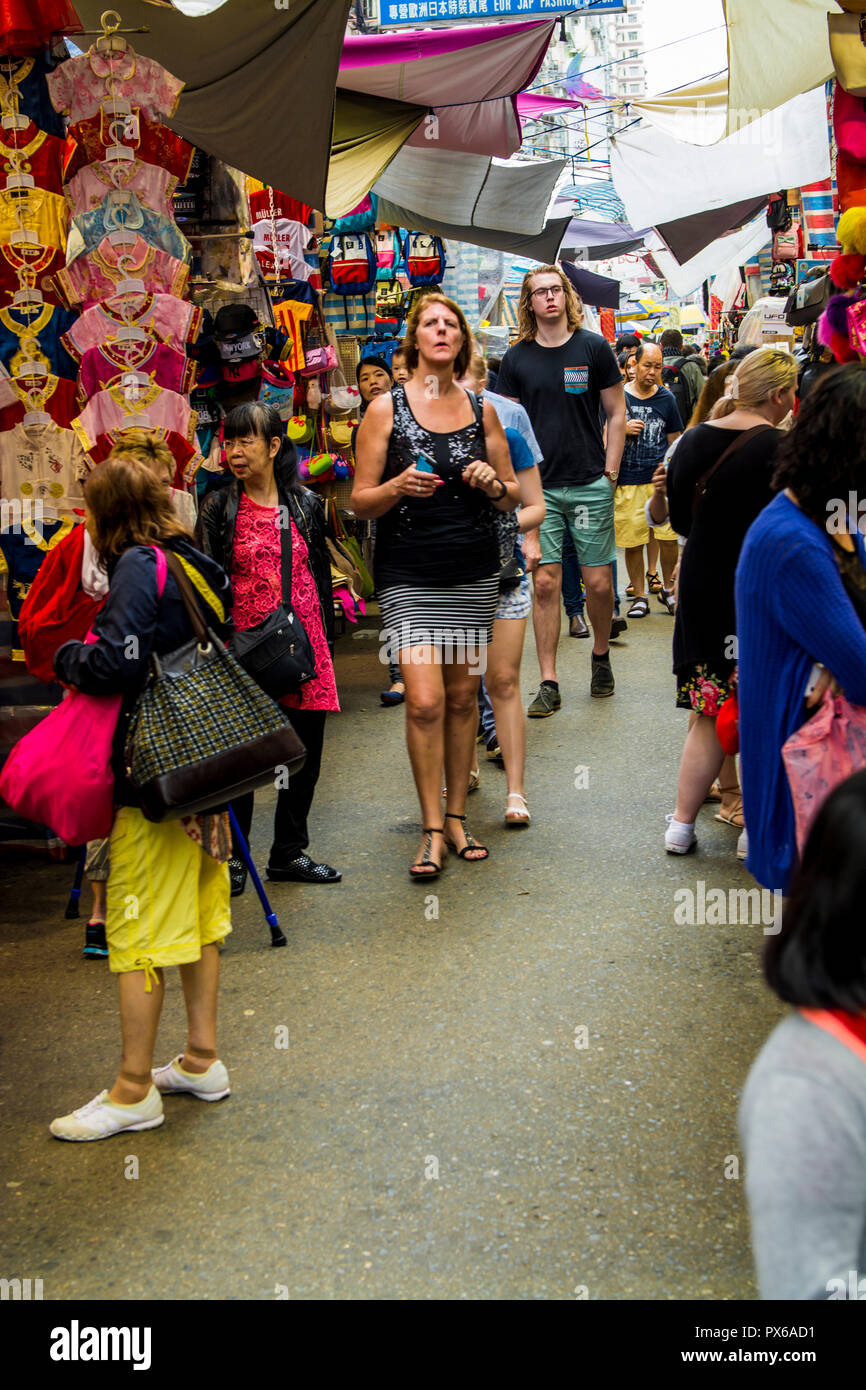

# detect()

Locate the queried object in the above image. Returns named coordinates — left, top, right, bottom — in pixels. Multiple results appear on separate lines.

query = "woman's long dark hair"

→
left=771, top=362, right=866, bottom=527
left=764, top=770, right=866, bottom=1011
left=222, top=401, right=300, bottom=492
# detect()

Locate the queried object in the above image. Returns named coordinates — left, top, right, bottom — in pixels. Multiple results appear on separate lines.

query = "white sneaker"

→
left=152, top=1055, right=230, bottom=1102
left=665, top=813, right=697, bottom=855
left=50, top=1086, right=164, bottom=1142
left=737, top=828, right=748, bottom=861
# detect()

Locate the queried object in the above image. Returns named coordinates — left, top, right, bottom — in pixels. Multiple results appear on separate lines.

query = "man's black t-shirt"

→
left=496, top=329, right=622, bottom=488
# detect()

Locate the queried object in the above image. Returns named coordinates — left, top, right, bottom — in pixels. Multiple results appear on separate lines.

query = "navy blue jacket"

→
left=54, top=538, right=233, bottom=805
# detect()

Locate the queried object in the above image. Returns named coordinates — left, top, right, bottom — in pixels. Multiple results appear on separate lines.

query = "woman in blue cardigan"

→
left=736, top=364, right=866, bottom=892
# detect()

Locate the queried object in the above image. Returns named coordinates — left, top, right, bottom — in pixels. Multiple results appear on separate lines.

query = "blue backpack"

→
left=403, top=231, right=446, bottom=287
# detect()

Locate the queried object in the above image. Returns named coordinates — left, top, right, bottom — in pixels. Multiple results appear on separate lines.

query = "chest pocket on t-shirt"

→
left=564, top=366, right=589, bottom=395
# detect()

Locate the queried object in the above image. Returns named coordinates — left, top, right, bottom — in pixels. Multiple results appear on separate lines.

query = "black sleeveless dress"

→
left=376, top=385, right=500, bottom=658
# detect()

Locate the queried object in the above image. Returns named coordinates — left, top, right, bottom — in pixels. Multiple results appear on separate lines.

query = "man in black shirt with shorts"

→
left=497, top=264, right=626, bottom=707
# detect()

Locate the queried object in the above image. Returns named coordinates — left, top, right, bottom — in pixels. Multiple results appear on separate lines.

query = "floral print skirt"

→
left=675, top=661, right=736, bottom=716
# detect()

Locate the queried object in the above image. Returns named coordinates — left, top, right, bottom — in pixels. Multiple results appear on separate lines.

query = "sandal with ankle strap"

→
left=444, top=812, right=489, bottom=861
left=504, top=793, right=531, bottom=827
left=409, top=827, right=446, bottom=880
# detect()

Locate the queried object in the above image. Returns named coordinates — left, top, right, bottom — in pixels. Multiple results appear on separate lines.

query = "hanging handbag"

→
left=785, top=273, right=831, bottom=327
left=228, top=502, right=317, bottom=697
left=126, top=548, right=307, bottom=822
left=829, top=12, right=866, bottom=97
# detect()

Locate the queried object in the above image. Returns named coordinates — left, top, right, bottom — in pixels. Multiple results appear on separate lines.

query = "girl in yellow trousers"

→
left=50, top=454, right=235, bottom=1141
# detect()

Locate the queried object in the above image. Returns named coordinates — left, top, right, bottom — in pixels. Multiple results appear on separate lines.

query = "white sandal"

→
left=505, top=792, right=530, bottom=827
left=443, top=768, right=480, bottom=797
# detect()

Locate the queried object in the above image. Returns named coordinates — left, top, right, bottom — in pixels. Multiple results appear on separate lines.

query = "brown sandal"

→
left=715, top=786, right=744, bottom=828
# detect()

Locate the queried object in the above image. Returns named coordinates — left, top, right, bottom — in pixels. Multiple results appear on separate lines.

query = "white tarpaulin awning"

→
left=633, top=0, right=833, bottom=146
left=651, top=213, right=772, bottom=298
left=611, top=87, right=830, bottom=231
left=374, top=148, right=566, bottom=237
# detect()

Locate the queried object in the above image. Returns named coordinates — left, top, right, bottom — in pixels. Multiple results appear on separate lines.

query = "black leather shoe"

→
left=266, top=853, right=342, bottom=883
left=569, top=614, right=589, bottom=638
left=610, top=615, right=628, bottom=641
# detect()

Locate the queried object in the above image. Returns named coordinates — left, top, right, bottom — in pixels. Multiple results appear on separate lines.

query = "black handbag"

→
left=126, top=550, right=307, bottom=822
left=785, top=273, right=831, bottom=327
left=229, top=498, right=316, bottom=697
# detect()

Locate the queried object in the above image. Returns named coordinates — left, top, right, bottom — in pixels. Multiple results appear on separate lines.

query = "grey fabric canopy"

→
left=74, top=0, right=351, bottom=211
left=376, top=197, right=570, bottom=264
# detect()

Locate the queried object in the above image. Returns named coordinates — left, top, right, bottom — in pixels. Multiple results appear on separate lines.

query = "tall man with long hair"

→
left=497, top=265, right=626, bottom=707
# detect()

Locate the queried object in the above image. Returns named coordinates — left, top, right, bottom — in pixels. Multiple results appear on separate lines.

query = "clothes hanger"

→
left=101, top=69, right=131, bottom=120
left=114, top=249, right=145, bottom=296
left=22, top=383, right=50, bottom=426
left=4, top=145, right=34, bottom=193
left=114, top=290, right=148, bottom=343
left=104, top=114, right=134, bottom=163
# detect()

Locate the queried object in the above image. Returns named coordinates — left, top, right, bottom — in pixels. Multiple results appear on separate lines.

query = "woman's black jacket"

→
left=196, top=479, right=334, bottom=648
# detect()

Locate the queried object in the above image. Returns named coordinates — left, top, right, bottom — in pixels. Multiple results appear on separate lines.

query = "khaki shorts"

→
left=614, top=483, right=654, bottom=550
left=106, top=807, right=231, bottom=983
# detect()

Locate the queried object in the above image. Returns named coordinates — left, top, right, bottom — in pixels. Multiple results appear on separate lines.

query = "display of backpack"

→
left=766, top=193, right=792, bottom=233
left=326, top=232, right=378, bottom=330
left=403, top=231, right=446, bottom=286
left=660, top=356, right=698, bottom=425
left=373, top=278, right=406, bottom=336
left=375, top=228, right=403, bottom=272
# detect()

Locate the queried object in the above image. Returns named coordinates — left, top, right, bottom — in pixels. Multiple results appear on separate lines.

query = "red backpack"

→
left=18, top=521, right=104, bottom=685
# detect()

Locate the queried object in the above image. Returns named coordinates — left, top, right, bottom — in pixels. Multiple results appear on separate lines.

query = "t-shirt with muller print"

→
left=496, top=328, right=622, bottom=488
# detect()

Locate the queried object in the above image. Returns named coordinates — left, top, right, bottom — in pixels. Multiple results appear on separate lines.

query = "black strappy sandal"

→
left=409, top=827, right=446, bottom=880
left=444, top=812, right=489, bottom=862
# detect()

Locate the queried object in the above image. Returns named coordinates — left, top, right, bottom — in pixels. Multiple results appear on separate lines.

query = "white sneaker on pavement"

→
left=737, top=828, right=748, bottom=861
left=50, top=1086, right=164, bottom=1141
left=152, top=1055, right=230, bottom=1101
left=665, top=813, right=697, bottom=855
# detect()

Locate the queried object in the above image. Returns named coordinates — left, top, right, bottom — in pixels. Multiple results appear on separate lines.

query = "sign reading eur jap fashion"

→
left=379, top=0, right=626, bottom=27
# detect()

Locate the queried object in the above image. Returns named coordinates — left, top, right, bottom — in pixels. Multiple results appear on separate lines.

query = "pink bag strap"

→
left=800, top=1008, right=866, bottom=1065
left=152, top=545, right=167, bottom=599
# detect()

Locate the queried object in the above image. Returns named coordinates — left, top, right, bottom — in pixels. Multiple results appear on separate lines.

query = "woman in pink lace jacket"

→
left=197, top=403, right=339, bottom=896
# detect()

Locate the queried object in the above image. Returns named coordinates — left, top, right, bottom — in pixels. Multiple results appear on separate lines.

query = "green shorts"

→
left=539, top=478, right=616, bottom=568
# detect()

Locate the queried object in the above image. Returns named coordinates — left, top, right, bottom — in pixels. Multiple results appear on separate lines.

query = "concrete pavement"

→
left=0, top=595, right=782, bottom=1299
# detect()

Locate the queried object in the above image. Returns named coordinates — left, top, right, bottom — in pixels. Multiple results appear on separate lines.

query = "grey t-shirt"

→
left=738, top=1011, right=866, bottom=1299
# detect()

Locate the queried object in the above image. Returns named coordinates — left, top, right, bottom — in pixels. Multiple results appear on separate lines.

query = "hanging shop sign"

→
left=379, top=0, right=626, bottom=27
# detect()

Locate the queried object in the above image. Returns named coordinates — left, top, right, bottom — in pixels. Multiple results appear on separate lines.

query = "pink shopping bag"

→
left=781, top=691, right=866, bottom=854
left=0, top=684, right=122, bottom=843
left=0, top=547, right=167, bottom=844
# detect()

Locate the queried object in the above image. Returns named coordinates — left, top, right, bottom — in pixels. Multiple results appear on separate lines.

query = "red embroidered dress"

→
left=231, top=493, right=338, bottom=713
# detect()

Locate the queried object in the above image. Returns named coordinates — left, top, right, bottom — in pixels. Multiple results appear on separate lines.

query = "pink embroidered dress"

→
left=232, top=492, right=339, bottom=713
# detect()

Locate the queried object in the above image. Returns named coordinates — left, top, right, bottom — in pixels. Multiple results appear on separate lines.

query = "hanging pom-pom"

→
left=822, top=292, right=854, bottom=339
left=830, top=252, right=866, bottom=289
left=831, top=328, right=858, bottom=363
left=837, top=206, right=866, bottom=255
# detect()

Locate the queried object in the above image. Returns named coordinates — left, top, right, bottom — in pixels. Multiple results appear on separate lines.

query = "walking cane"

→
left=228, top=805, right=286, bottom=948
left=64, top=843, right=87, bottom=919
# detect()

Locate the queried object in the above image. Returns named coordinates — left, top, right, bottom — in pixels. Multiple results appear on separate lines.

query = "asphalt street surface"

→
left=0, top=593, right=783, bottom=1300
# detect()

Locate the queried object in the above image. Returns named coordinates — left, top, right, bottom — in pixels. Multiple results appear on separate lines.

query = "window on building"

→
left=629, top=82, right=641, bottom=93
left=628, top=31, right=639, bottom=40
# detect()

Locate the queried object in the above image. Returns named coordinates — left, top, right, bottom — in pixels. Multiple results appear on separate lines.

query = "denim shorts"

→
left=538, top=478, right=615, bottom=568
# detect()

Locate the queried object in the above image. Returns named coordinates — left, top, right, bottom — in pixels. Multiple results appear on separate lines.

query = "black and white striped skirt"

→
left=378, top=574, right=500, bottom=661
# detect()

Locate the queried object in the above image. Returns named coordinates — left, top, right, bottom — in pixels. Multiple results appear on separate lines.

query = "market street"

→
left=0, top=604, right=782, bottom=1300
